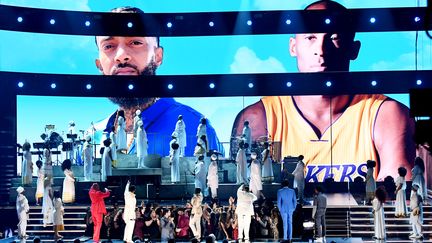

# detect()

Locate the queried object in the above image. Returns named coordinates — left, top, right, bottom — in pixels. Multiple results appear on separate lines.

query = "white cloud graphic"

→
left=1, top=0, right=90, bottom=11
left=230, top=46, right=287, bottom=74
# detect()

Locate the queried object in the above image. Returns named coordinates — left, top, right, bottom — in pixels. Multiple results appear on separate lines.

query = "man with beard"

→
left=230, top=0, right=415, bottom=183
left=93, top=6, right=220, bottom=157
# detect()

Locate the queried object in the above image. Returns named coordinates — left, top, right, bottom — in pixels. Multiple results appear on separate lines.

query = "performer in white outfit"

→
left=249, top=152, right=265, bottom=199
left=236, top=184, right=257, bottom=242
left=194, top=135, right=208, bottom=159
left=207, top=154, right=219, bottom=199
left=365, top=160, right=377, bottom=205
left=16, top=187, right=29, bottom=239
left=42, top=178, right=54, bottom=227
left=133, top=109, right=142, bottom=138
left=372, top=187, right=387, bottom=241
left=189, top=188, right=203, bottom=241
left=67, top=120, right=77, bottom=162
left=291, top=155, right=306, bottom=204
left=35, top=160, right=44, bottom=205
left=53, top=190, right=64, bottom=239
left=123, top=180, right=136, bottom=243
left=21, top=141, right=33, bottom=186
left=261, top=142, right=273, bottom=183
left=61, top=159, right=75, bottom=203
left=409, top=184, right=423, bottom=240
left=194, top=156, right=206, bottom=191
left=116, top=110, right=127, bottom=152
left=242, top=120, right=252, bottom=153
left=136, top=120, right=148, bottom=168
left=43, top=143, right=53, bottom=184
left=101, top=139, right=113, bottom=181
left=82, top=135, right=93, bottom=181
left=196, top=117, right=207, bottom=140
left=412, top=157, right=427, bottom=203
left=394, top=167, right=408, bottom=217
left=169, top=133, right=180, bottom=183
left=236, top=141, right=248, bottom=185
left=174, top=115, right=187, bottom=156
left=109, top=126, right=118, bottom=167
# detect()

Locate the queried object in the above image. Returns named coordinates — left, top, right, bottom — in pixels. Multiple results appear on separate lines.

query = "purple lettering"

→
left=340, top=164, right=356, bottom=182
left=357, top=163, right=367, bottom=178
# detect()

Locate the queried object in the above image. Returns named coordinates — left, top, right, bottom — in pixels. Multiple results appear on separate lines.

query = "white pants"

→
left=410, top=213, right=422, bottom=235
left=123, top=219, right=135, bottom=242
left=189, top=214, right=202, bottom=239
left=238, top=214, right=252, bottom=241
left=17, top=212, right=28, bottom=237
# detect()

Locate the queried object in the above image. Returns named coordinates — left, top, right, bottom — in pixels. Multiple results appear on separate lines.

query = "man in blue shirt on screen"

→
left=93, top=6, right=220, bottom=157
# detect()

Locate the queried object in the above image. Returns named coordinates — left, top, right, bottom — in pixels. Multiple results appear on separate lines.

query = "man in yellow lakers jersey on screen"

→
left=230, top=0, right=415, bottom=182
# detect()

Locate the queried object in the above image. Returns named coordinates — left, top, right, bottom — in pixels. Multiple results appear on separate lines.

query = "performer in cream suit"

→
left=174, top=115, right=187, bottom=157
left=82, top=135, right=93, bottom=181
left=236, top=184, right=257, bottom=242
left=189, top=188, right=203, bottom=241
left=123, top=180, right=136, bottom=243
left=136, top=120, right=148, bottom=168
left=16, top=187, right=30, bottom=239
left=207, top=154, right=219, bottom=199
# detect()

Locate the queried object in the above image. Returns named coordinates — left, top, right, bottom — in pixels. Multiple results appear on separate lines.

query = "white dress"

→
left=53, top=198, right=64, bottom=226
left=207, top=161, right=218, bottom=197
left=169, top=139, right=180, bottom=183
left=365, top=167, right=376, bottom=199
left=394, top=176, right=407, bottom=216
left=116, top=116, right=127, bottom=150
left=249, top=159, right=263, bottom=196
left=242, top=126, right=252, bottom=147
left=109, top=132, right=118, bottom=161
left=42, top=185, right=53, bottom=226
left=236, top=148, right=248, bottom=184
left=175, top=120, right=187, bottom=156
left=36, top=168, right=44, bottom=199
left=412, top=165, right=427, bottom=200
left=136, top=126, right=148, bottom=168
left=43, top=148, right=53, bottom=183
left=62, top=169, right=75, bottom=203
left=101, top=146, right=112, bottom=181
left=372, top=198, right=386, bottom=239
left=194, top=161, right=206, bottom=190
left=261, top=149, right=273, bottom=182
left=22, top=150, right=33, bottom=185
left=82, top=141, right=93, bottom=181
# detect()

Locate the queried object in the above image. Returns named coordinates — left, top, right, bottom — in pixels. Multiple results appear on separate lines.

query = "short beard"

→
left=108, top=60, right=159, bottom=110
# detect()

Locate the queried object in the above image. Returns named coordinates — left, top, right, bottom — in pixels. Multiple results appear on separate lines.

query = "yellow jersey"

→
left=262, top=94, right=387, bottom=182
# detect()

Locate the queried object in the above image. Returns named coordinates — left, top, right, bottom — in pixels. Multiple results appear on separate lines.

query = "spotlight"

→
left=17, top=17, right=23, bottom=23
left=248, top=82, right=254, bottom=88
left=286, top=81, right=292, bottom=87
left=51, top=83, right=56, bottom=89
left=285, top=19, right=291, bottom=25
left=17, top=82, right=24, bottom=88
left=247, top=20, right=252, bottom=26
left=326, top=81, right=332, bottom=87
left=416, top=79, right=422, bottom=85
left=325, top=18, right=331, bottom=24
left=168, top=84, right=174, bottom=90
left=128, top=84, right=134, bottom=90
left=127, top=22, right=133, bottom=28
left=209, top=21, right=214, bottom=27
left=85, top=21, right=91, bottom=27
left=371, top=80, right=377, bottom=86
left=86, top=84, right=92, bottom=90
left=167, top=22, right=173, bottom=28
left=369, top=17, right=376, bottom=23
left=414, top=17, right=421, bottom=23
left=50, top=19, right=56, bottom=25
left=209, top=83, right=215, bottom=89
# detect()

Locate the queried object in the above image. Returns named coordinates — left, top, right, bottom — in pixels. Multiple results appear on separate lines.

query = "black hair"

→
left=129, top=184, right=136, bottom=193
left=239, top=140, right=245, bottom=149
left=53, top=190, right=61, bottom=199
left=171, top=142, right=179, bottom=150
left=414, top=157, right=425, bottom=172
left=375, top=186, right=387, bottom=203
left=36, top=160, right=43, bottom=168
left=281, top=180, right=290, bottom=188
left=195, top=188, right=201, bottom=194
left=73, top=239, right=81, bottom=243
left=33, top=237, right=41, bottom=243
left=198, top=155, right=205, bottom=161
left=22, top=141, right=31, bottom=151
left=315, top=185, right=324, bottom=193
left=244, top=120, right=249, bottom=126
left=103, top=138, right=112, bottom=147
left=118, top=110, right=125, bottom=119
left=61, top=159, right=72, bottom=171
left=398, top=167, right=407, bottom=177
left=366, top=160, right=376, bottom=168
left=243, top=143, right=249, bottom=149
left=298, top=155, right=304, bottom=161
left=200, top=117, right=207, bottom=125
